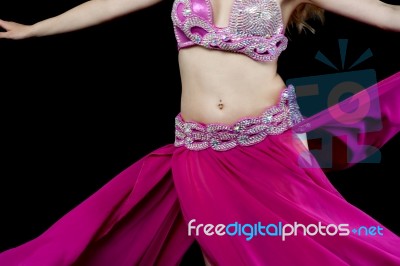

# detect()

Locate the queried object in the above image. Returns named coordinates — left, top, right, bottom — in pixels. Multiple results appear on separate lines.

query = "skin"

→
left=0, top=0, right=399, bottom=265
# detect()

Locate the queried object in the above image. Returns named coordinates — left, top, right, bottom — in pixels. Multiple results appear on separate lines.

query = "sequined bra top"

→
left=171, top=0, right=288, bottom=62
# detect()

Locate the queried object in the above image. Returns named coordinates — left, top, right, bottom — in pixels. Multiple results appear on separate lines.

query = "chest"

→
left=173, top=0, right=284, bottom=37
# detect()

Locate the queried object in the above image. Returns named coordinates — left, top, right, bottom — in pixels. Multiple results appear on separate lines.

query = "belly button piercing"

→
left=218, top=99, right=224, bottom=110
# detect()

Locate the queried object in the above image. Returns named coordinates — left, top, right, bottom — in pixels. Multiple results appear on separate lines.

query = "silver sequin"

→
left=171, top=0, right=288, bottom=62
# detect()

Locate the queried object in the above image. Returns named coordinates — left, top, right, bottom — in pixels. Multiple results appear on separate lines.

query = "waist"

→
left=175, top=84, right=304, bottom=151
left=179, top=51, right=285, bottom=124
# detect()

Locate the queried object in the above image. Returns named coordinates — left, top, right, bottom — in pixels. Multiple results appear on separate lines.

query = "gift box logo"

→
left=287, top=39, right=382, bottom=167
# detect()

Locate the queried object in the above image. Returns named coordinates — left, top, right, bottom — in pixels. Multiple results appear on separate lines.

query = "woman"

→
left=1, top=0, right=400, bottom=265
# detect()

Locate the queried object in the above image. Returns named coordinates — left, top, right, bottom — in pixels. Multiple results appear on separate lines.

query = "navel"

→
left=218, top=99, right=224, bottom=110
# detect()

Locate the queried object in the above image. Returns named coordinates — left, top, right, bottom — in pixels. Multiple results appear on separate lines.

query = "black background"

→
left=0, top=0, right=399, bottom=264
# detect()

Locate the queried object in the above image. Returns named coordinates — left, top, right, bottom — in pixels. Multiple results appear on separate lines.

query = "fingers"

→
left=0, top=20, right=20, bottom=39
left=0, top=19, right=15, bottom=31
left=0, top=19, right=31, bottom=40
left=0, top=19, right=9, bottom=30
left=0, top=20, right=9, bottom=39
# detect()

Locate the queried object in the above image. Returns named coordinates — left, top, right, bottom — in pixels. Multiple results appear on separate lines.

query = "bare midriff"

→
left=178, top=46, right=287, bottom=125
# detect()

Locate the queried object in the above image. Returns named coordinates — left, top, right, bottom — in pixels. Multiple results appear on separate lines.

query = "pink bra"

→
left=171, top=0, right=288, bottom=62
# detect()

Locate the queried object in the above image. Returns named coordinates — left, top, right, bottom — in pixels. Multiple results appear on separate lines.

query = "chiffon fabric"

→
left=0, top=72, right=400, bottom=266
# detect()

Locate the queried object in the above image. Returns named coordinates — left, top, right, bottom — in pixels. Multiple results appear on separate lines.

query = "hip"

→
left=175, top=84, right=305, bottom=151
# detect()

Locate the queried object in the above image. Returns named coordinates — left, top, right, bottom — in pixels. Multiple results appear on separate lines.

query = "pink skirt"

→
left=1, top=72, right=400, bottom=266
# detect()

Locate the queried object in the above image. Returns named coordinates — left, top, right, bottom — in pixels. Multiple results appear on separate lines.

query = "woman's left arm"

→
left=305, top=0, right=400, bottom=31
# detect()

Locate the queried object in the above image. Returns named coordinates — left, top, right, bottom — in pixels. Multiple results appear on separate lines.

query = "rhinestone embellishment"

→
left=174, top=85, right=304, bottom=151
left=183, top=8, right=191, bottom=16
left=171, top=0, right=288, bottom=62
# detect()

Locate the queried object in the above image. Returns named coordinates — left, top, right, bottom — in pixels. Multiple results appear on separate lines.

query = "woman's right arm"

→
left=0, top=0, right=162, bottom=39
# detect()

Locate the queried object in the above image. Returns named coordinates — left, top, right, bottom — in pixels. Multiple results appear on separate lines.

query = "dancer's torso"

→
left=174, top=0, right=299, bottom=124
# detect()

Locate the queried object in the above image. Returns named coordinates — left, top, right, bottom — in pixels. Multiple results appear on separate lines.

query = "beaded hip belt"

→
left=174, top=85, right=304, bottom=151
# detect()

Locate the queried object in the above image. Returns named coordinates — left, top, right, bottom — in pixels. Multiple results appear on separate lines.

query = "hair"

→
left=289, top=3, right=325, bottom=34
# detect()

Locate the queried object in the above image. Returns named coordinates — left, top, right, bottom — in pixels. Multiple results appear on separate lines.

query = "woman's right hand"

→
left=0, top=19, right=33, bottom=40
